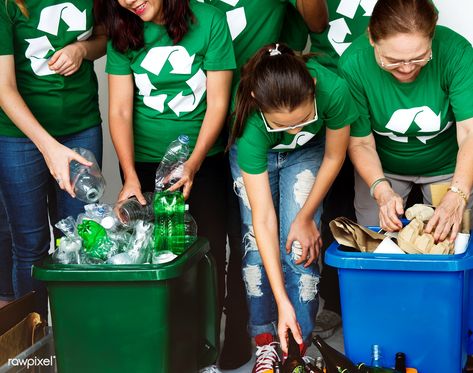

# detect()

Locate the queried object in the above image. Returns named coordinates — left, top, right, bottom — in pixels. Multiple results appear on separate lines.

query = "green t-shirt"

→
left=106, top=2, right=236, bottom=162
left=310, top=0, right=374, bottom=72
left=237, top=58, right=359, bottom=174
left=201, top=0, right=300, bottom=80
left=280, top=5, right=309, bottom=52
left=338, top=26, right=473, bottom=176
left=0, top=0, right=101, bottom=137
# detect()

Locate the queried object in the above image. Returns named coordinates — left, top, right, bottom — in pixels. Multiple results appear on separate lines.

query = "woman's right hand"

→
left=277, top=299, right=303, bottom=353
left=117, top=176, right=146, bottom=205
left=42, top=141, right=92, bottom=198
left=374, top=182, right=404, bottom=231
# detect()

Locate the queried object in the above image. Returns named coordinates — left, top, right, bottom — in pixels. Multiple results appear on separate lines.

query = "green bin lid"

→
left=32, top=238, right=209, bottom=282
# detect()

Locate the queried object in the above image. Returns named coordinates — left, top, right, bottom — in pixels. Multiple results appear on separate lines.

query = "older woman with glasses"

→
left=227, top=43, right=358, bottom=359
left=339, top=0, right=473, bottom=242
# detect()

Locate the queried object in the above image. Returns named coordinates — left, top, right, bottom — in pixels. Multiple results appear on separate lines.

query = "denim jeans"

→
left=0, top=196, right=13, bottom=301
left=229, top=136, right=324, bottom=342
left=0, top=126, right=102, bottom=318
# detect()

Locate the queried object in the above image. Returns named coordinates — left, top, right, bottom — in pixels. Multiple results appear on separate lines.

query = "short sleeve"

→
left=443, top=36, right=473, bottom=122
left=105, top=40, right=133, bottom=75
left=203, top=9, right=236, bottom=71
left=323, top=77, right=359, bottom=130
left=338, top=55, right=372, bottom=137
left=0, top=3, right=16, bottom=55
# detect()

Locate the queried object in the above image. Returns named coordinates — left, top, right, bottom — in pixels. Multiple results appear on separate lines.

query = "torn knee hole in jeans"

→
left=243, top=264, right=263, bottom=297
left=293, top=170, right=316, bottom=208
left=233, top=176, right=251, bottom=210
left=299, top=273, right=319, bottom=303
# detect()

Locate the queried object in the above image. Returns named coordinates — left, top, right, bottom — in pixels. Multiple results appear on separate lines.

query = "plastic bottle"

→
left=116, top=192, right=154, bottom=226
left=312, top=335, right=358, bottom=373
left=153, top=191, right=185, bottom=252
left=371, top=345, right=383, bottom=368
left=283, top=330, right=306, bottom=373
left=184, top=204, right=198, bottom=237
left=154, top=135, right=190, bottom=192
left=70, top=148, right=106, bottom=203
left=77, top=219, right=117, bottom=261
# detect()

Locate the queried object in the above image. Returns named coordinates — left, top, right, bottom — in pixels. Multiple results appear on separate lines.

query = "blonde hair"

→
left=6, top=0, right=28, bottom=17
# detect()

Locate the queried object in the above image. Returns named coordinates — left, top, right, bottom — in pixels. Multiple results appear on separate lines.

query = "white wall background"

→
left=95, top=1, right=473, bottom=204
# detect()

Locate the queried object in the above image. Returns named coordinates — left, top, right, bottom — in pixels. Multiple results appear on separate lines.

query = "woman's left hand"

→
left=425, top=191, right=466, bottom=242
left=286, top=214, right=322, bottom=267
left=167, top=160, right=198, bottom=200
left=48, top=44, right=85, bottom=76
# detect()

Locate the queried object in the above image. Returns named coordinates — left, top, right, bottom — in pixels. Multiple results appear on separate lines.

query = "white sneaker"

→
left=252, top=342, right=280, bottom=373
left=198, top=364, right=222, bottom=373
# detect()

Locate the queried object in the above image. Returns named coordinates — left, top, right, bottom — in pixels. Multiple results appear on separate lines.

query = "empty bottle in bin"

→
left=70, top=148, right=106, bottom=203
left=116, top=192, right=154, bottom=226
left=154, top=135, right=190, bottom=192
left=153, top=191, right=186, bottom=252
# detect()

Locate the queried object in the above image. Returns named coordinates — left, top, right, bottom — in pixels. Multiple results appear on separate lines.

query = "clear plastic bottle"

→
left=70, top=148, right=106, bottom=203
left=154, top=135, right=190, bottom=192
left=184, top=204, right=198, bottom=237
left=116, top=192, right=154, bottom=226
left=371, top=345, right=383, bottom=368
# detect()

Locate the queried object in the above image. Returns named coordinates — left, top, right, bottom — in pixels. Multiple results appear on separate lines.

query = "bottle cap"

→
left=178, top=135, right=190, bottom=144
left=101, top=216, right=116, bottom=230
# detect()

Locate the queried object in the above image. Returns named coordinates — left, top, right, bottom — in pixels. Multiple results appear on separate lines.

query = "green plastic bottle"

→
left=77, top=220, right=113, bottom=260
left=153, top=191, right=185, bottom=253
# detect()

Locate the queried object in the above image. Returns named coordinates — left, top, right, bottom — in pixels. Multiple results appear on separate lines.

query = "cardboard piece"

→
left=329, top=217, right=385, bottom=253
left=0, top=291, right=36, bottom=336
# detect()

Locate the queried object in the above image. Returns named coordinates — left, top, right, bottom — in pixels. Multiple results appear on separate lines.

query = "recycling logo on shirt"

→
left=272, top=131, right=315, bottom=150
left=373, top=106, right=454, bottom=144
left=134, top=46, right=207, bottom=116
left=328, top=0, right=377, bottom=56
left=25, top=3, right=91, bottom=76
left=196, top=0, right=246, bottom=40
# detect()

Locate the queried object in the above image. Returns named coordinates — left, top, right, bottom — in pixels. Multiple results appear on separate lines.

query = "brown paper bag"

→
left=329, top=217, right=385, bottom=252
left=0, top=312, right=46, bottom=366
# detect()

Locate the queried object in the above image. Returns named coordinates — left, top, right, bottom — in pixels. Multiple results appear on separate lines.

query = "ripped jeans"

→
left=229, top=138, right=324, bottom=342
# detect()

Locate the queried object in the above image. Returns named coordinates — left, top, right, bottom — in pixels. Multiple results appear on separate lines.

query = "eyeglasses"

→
left=375, top=46, right=432, bottom=70
left=260, top=98, right=318, bottom=133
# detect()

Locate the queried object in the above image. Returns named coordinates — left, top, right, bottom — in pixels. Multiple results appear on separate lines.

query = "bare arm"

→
left=0, top=55, right=92, bottom=196
left=49, top=24, right=107, bottom=76
left=241, top=170, right=301, bottom=351
left=286, top=126, right=349, bottom=265
left=348, top=134, right=404, bottom=230
left=425, top=118, right=473, bottom=241
left=296, top=0, right=328, bottom=33
left=108, top=74, right=142, bottom=203
left=169, top=70, right=233, bottom=199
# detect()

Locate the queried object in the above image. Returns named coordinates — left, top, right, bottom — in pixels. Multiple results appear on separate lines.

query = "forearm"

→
left=74, top=26, right=107, bottom=61
left=348, top=137, right=385, bottom=187
left=253, top=216, right=291, bottom=305
left=109, top=113, right=137, bottom=181
left=452, top=126, right=473, bottom=193
left=296, top=0, right=328, bottom=32
left=299, top=152, right=345, bottom=219
left=0, top=85, right=56, bottom=152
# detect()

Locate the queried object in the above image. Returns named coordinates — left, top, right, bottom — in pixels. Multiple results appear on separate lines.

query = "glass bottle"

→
left=312, top=335, right=358, bottom=373
left=283, top=330, right=305, bottom=373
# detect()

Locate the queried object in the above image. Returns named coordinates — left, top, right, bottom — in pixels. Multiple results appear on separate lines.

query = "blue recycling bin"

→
left=325, top=235, right=473, bottom=373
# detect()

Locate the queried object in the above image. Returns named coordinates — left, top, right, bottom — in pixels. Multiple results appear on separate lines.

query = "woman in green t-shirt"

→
left=0, top=0, right=105, bottom=318
left=96, top=3, right=234, bottom=370
left=339, top=0, right=473, bottom=242
left=228, top=43, right=358, bottom=356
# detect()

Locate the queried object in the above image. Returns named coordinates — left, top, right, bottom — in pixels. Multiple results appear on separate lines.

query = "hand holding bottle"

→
left=166, top=159, right=198, bottom=199
left=277, top=299, right=303, bottom=353
left=42, top=140, right=93, bottom=197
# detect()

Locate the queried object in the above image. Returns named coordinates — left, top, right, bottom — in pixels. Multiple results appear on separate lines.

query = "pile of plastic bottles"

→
left=53, top=200, right=197, bottom=265
left=53, top=135, right=195, bottom=265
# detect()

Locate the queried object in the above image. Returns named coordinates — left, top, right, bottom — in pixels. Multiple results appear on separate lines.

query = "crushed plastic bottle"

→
left=70, top=148, right=106, bottom=203
left=115, top=192, right=154, bottom=227
left=154, top=135, right=189, bottom=192
left=77, top=219, right=118, bottom=260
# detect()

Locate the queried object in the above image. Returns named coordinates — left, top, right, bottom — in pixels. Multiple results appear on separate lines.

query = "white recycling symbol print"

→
left=136, top=46, right=207, bottom=116
left=25, top=3, right=91, bottom=76
left=272, top=131, right=315, bottom=150
left=328, top=0, right=377, bottom=56
left=196, top=0, right=246, bottom=41
left=373, top=106, right=454, bottom=144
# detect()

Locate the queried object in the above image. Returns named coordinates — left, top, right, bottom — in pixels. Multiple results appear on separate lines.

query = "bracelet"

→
left=369, top=177, right=392, bottom=198
left=447, top=186, right=469, bottom=204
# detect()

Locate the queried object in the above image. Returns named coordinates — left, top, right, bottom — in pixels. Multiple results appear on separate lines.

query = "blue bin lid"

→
left=325, top=232, right=473, bottom=272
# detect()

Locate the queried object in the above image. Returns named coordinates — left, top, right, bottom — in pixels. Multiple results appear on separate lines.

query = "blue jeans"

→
left=0, top=126, right=102, bottom=318
left=229, top=137, right=324, bottom=342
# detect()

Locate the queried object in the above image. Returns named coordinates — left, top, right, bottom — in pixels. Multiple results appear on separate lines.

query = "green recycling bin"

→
left=32, top=238, right=218, bottom=373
